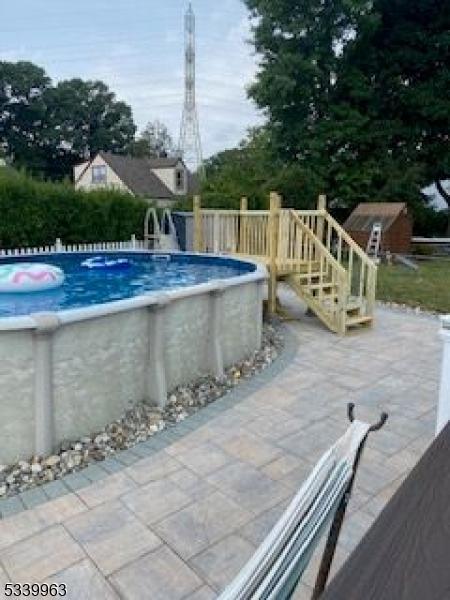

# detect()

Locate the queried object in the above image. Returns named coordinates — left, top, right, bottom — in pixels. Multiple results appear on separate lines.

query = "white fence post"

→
left=55, top=238, right=63, bottom=252
left=436, top=316, right=450, bottom=436
left=131, top=234, right=137, bottom=249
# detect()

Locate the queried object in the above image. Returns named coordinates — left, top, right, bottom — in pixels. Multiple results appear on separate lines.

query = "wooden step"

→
left=306, top=282, right=338, bottom=291
left=284, top=271, right=328, bottom=281
left=346, top=315, right=373, bottom=328
left=346, top=299, right=363, bottom=311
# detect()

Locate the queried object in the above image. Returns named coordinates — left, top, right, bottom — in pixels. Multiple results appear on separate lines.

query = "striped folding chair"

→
left=218, top=404, right=387, bottom=600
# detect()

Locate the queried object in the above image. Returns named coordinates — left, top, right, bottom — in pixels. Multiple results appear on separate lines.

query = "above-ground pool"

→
left=0, top=251, right=266, bottom=463
left=0, top=252, right=255, bottom=317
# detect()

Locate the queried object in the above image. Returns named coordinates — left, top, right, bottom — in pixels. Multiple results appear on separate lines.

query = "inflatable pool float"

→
left=0, top=263, right=65, bottom=293
left=81, top=256, right=130, bottom=270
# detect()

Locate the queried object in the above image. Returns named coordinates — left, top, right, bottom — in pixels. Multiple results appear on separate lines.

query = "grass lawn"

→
left=377, top=259, right=450, bottom=313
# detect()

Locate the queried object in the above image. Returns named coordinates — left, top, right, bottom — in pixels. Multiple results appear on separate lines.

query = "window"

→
left=92, top=165, right=107, bottom=184
left=175, top=169, right=185, bottom=191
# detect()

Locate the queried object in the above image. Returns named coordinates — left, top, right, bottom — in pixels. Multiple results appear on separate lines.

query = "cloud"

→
left=0, top=0, right=264, bottom=160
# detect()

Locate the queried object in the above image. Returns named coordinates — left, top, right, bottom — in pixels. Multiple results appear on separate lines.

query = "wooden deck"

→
left=193, top=194, right=378, bottom=335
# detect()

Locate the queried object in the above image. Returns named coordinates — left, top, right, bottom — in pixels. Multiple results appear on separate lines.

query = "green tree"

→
left=0, top=61, right=51, bottom=174
left=42, top=78, right=136, bottom=179
left=245, top=0, right=369, bottom=160
left=0, top=62, right=136, bottom=180
left=130, top=120, right=175, bottom=159
left=201, top=128, right=275, bottom=208
left=244, top=0, right=450, bottom=229
left=200, top=127, right=324, bottom=209
left=323, top=0, right=450, bottom=219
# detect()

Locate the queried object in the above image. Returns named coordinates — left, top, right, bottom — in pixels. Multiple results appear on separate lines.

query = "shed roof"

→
left=344, top=203, right=408, bottom=232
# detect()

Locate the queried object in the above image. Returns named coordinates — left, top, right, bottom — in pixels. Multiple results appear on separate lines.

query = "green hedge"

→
left=0, top=169, right=149, bottom=248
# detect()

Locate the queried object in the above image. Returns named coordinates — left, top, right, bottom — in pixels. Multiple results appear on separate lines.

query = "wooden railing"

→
left=192, top=193, right=377, bottom=332
left=292, top=208, right=377, bottom=317
left=323, top=212, right=377, bottom=316
left=278, top=209, right=325, bottom=272
left=289, top=210, right=349, bottom=333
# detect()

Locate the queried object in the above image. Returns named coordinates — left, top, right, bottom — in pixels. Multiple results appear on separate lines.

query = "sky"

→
left=0, top=0, right=263, bottom=160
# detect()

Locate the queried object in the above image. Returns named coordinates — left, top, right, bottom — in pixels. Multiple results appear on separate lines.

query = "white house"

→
left=74, top=151, right=197, bottom=207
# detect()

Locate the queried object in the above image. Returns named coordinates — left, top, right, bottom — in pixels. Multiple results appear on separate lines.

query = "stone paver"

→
left=65, top=501, right=162, bottom=575
left=0, top=563, right=9, bottom=588
left=121, top=478, right=192, bottom=525
left=125, top=451, right=182, bottom=485
left=109, top=545, right=203, bottom=600
left=190, top=534, right=256, bottom=592
left=0, top=494, right=85, bottom=552
left=76, top=472, right=138, bottom=508
left=153, top=491, right=252, bottom=560
left=186, top=585, right=217, bottom=600
left=46, top=559, right=119, bottom=599
left=0, top=524, right=84, bottom=582
left=0, top=303, right=441, bottom=598
left=176, top=442, right=235, bottom=476
left=207, top=461, right=292, bottom=515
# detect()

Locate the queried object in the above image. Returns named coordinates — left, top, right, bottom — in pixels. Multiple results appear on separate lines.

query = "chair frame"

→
left=311, top=403, right=388, bottom=599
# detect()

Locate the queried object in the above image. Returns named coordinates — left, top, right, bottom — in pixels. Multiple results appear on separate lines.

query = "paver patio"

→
left=0, top=298, right=441, bottom=600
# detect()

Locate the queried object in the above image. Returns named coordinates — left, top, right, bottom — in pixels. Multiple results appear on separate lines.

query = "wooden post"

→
left=239, top=196, right=248, bottom=254
left=337, top=271, right=348, bottom=336
left=268, top=192, right=281, bottom=314
left=193, top=195, right=203, bottom=252
left=366, top=263, right=377, bottom=320
left=317, top=194, right=327, bottom=245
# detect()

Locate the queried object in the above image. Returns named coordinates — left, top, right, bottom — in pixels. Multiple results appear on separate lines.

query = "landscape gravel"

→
left=0, top=320, right=283, bottom=498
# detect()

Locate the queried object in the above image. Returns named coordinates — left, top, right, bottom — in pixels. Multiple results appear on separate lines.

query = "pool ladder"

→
left=144, top=208, right=179, bottom=251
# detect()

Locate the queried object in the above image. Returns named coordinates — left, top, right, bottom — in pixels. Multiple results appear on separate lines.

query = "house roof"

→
left=148, top=157, right=183, bottom=169
left=344, top=202, right=408, bottom=232
left=99, top=152, right=174, bottom=199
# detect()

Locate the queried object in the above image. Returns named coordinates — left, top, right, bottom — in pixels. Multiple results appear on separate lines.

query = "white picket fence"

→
left=0, top=235, right=147, bottom=257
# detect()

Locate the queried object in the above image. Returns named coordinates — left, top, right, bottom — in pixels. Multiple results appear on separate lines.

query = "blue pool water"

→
left=0, top=253, right=255, bottom=318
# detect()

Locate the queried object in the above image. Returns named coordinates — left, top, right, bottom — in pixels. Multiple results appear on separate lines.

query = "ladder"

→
left=366, top=223, right=382, bottom=259
left=144, top=208, right=179, bottom=251
left=159, top=209, right=179, bottom=251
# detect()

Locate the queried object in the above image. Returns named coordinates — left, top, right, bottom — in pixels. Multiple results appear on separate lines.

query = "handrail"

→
left=324, top=212, right=376, bottom=268
left=295, top=209, right=327, bottom=217
left=201, top=209, right=270, bottom=217
left=201, top=209, right=326, bottom=217
left=289, top=211, right=347, bottom=278
left=192, top=200, right=377, bottom=333
left=201, top=209, right=241, bottom=215
left=144, top=207, right=161, bottom=246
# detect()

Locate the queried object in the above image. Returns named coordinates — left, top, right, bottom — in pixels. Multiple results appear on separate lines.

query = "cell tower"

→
left=178, top=3, right=203, bottom=174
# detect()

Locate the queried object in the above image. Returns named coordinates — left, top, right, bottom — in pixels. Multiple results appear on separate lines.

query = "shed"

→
left=344, top=203, right=413, bottom=254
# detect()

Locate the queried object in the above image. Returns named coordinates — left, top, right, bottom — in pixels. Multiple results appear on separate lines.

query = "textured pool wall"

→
left=0, top=272, right=265, bottom=464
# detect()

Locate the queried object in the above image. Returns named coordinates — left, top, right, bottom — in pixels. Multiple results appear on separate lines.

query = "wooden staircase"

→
left=193, top=194, right=377, bottom=335
left=277, top=209, right=376, bottom=334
